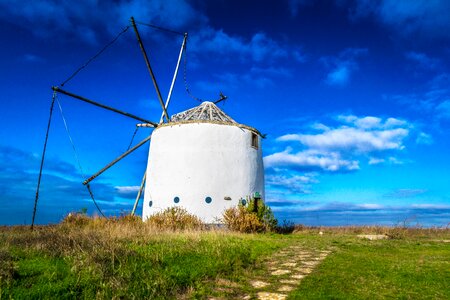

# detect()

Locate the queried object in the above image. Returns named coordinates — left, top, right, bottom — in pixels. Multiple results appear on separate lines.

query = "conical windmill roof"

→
left=170, top=101, right=237, bottom=124
left=165, top=101, right=262, bottom=136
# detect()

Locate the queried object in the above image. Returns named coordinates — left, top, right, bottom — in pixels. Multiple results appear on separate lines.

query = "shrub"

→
left=146, top=207, right=204, bottom=230
left=222, top=205, right=265, bottom=233
left=275, top=220, right=296, bottom=234
left=222, top=198, right=278, bottom=233
left=61, top=212, right=91, bottom=227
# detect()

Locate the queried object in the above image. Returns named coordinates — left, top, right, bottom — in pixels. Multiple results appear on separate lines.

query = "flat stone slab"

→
left=296, top=267, right=313, bottom=274
left=278, top=285, right=295, bottom=292
left=257, top=292, right=287, bottom=300
left=280, top=279, right=298, bottom=284
left=301, top=262, right=318, bottom=268
left=209, top=244, right=331, bottom=299
left=281, top=262, right=297, bottom=267
left=251, top=280, right=270, bottom=288
left=357, top=234, right=388, bottom=240
left=271, top=269, right=291, bottom=276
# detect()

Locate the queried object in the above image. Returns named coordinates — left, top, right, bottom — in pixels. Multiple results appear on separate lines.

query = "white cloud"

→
left=23, top=54, right=45, bottom=63
left=387, top=188, right=428, bottom=198
left=0, top=0, right=295, bottom=65
left=387, top=156, right=405, bottom=165
left=264, top=148, right=359, bottom=172
left=310, top=123, right=331, bottom=131
left=321, top=48, right=368, bottom=86
left=266, top=114, right=410, bottom=173
left=299, top=128, right=406, bottom=152
left=114, top=185, right=141, bottom=199
left=292, top=48, right=307, bottom=63
left=197, top=65, right=292, bottom=92
left=266, top=173, right=318, bottom=193
left=416, top=132, right=433, bottom=145
left=368, top=157, right=385, bottom=165
left=300, top=202, right=386, bottom=212
left=0, top=0, right=200, bottom=44
left=405, top=51, right=440, bottom=70
left=352, top=116, right=381, bottom=129
left=411, top=204, right=450, bottom=209
left=385, top=117, right=408, bottom=128
left=358, top=203, right=384, bottom=209
left=326, top=66, right=350, bottom=86
left=389, top=73, right=450, bottom=125
left=277, top=115, right=409, bottom=153
left=368, top=156, right=408, bottom=166
left=436, top=100, right=450, bottom=119
left=190, top=29, right=287, bottom=62
left=351, top=0, right=450, bottom=38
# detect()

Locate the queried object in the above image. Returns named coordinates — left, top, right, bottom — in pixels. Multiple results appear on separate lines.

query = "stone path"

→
left=208, top=245, right=331, bottom=300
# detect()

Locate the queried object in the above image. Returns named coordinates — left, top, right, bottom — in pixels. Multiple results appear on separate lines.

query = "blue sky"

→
left=1, top=0, right=449, bottom=226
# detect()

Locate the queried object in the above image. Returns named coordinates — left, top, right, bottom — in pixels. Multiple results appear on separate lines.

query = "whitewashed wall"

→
left=142, top=122, right=264, bottom=223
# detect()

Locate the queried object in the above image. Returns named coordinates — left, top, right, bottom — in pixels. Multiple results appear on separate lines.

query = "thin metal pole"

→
left=86, top=183, right=106, bottom=217
left=83, top=134, right=152, bottom=185
left=159, top=33, right=188, bottom=123
left=131, top=172, right=146, bottom=215
left=52, top=86, right=157, bottom=126
left=31, top=91, right=57, bottom=230
left=130, top=16, right=170, bottom=122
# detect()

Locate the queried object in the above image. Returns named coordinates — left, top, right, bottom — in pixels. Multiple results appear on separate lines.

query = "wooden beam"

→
left=131, top=172, right=146, bottom=216
left=52, top=86, right=157, bottom=126
left=83, top=134, right=152, bottom=185
left=130, top=17, right=170, bottom=122
left=160, top=33, right=188, bottom=123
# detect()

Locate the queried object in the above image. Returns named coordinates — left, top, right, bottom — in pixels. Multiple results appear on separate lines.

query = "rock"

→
left=271, top=269, right=291, bottom=276
left=357, top=234, right=388, bottom=240
left=278, top=285, right=294, bottom=292
left=251, top=280, right=270, bottom=288
left=257, top=292, right=287, bottom=300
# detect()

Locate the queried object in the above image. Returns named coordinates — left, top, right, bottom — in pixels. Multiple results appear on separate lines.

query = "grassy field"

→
left=0, top=218, right=449, bottom=299
left=290, top=231, right=450, bottom=299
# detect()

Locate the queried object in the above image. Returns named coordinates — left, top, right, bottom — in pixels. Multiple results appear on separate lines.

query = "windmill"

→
left=31, top=17, right=264, bottom=228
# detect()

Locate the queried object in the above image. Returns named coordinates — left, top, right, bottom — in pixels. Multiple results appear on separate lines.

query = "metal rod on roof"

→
left=213, top=92, right=227, bottom=104
left=131, top=171, right=146, bottom=216
left=159, top=33, right=188, bottom=123
left=52, top=87, right=157, bottom=126
left=130, top=17, right=170, bottom=123
left=83, top=134, right=152, bottom=185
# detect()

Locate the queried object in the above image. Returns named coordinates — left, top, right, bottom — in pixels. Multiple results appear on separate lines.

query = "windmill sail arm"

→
left=82, top=134, right=152, bottom=185
left=160, top=33, right=188, bottom=123
left=52, top=87, right=157, bottom=127
left=131, top=171, right=146, bottom=215
left=130, top=17, right=170, bottom=123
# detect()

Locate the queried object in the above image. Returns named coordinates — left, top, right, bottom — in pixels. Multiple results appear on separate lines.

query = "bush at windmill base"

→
left=222, top=198, right=278, bottom=233
left=146, top=207, right=204, bottom=230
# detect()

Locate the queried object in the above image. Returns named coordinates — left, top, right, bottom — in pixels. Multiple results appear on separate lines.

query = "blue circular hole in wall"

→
left=205, top=196, right=212, bottom=204
left=174, top=196, right=180, bottom=203
left=149, top=201, right=153, bottom=207
left=241, top=199, right=247, bottom=206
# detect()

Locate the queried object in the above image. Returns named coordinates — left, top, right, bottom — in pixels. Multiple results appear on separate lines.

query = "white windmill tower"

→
left=143, top=101, right=265, bottom=223
left=31, top=17, right=264, bottom=227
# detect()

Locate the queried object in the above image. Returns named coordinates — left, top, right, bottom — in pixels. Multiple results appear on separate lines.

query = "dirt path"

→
left=208, top=245, right=331, bottom=299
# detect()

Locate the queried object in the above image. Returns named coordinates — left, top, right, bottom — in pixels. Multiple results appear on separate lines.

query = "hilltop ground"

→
left=1, top=218, right=449, bottom=299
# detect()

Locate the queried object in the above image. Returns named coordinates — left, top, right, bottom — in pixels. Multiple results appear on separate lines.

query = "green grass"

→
left=1, top=221, right=449, bottom=299
left=0, top=224, right=292, bottom=299
left=289, top=234, right=450, bottom=299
